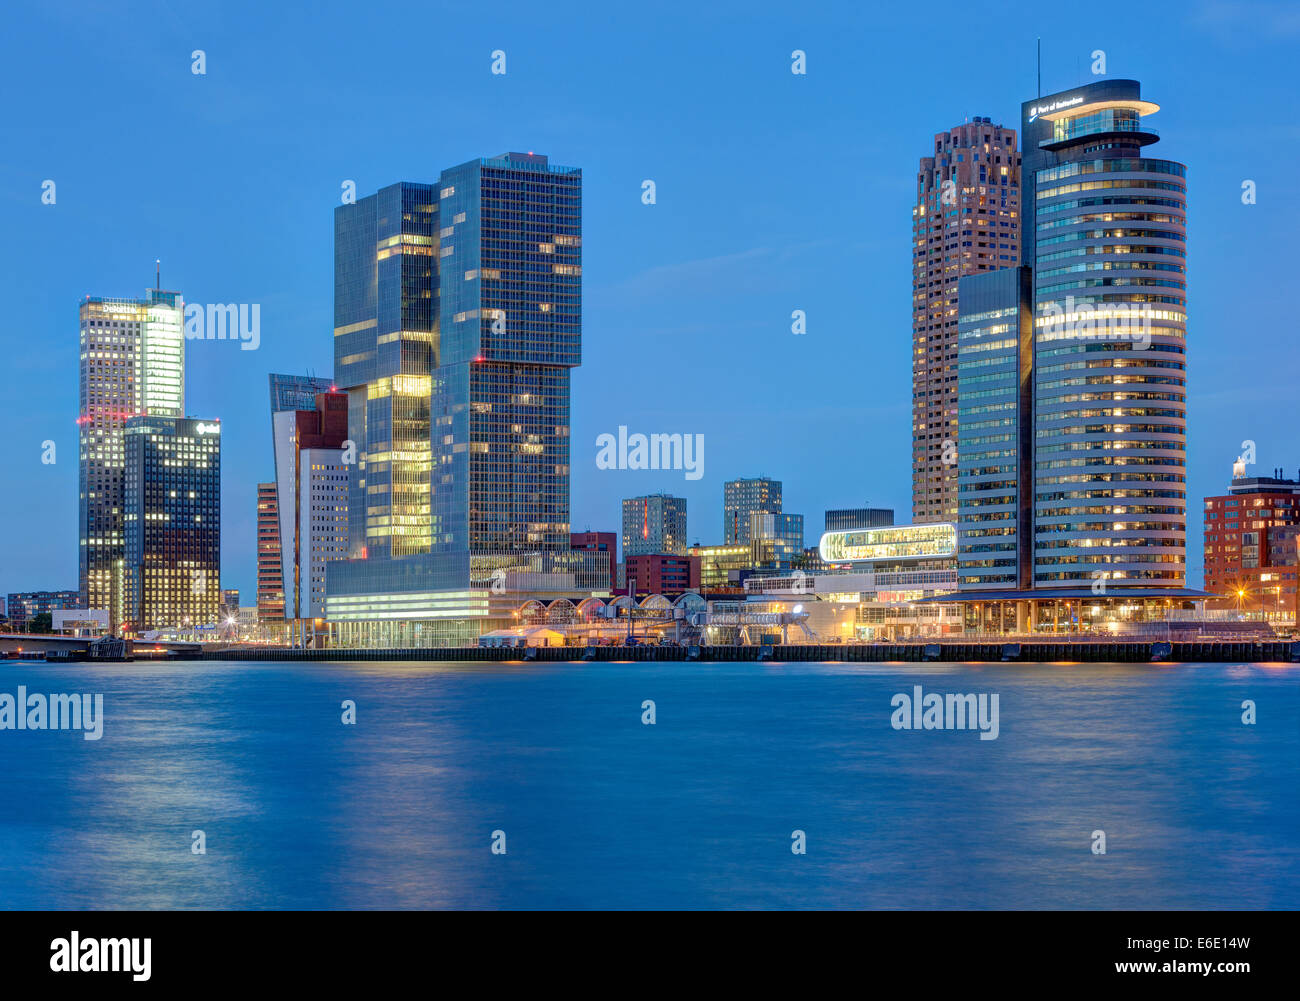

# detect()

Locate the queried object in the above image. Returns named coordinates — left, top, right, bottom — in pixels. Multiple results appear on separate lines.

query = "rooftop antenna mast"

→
left=155, top=259, right=160, bottom=290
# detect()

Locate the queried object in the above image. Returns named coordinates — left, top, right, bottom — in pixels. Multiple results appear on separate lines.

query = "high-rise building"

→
left=220, top=589, right=240, bottom=618
left=332, top=182, right=437, bottom=563
left=261, top=375, right=336, bottom=627
left=326, top=153, right=584, bottom=646
left=122, top=416, right=220, bottom=633
left=1022, top=80, right=1186, bottom=591
left=942, top=79, right=1196, bottom=632
left=723, top=477, right=782, bottom=545
left=1204, top=465, right=1300, bottom=623
left=912, top=118, right=1021, bottom=525
left=956, top=266, right=1034, bottom=592
left=432, top=152, right=582, bottom=557
left=825, top=507, right=894, bottom=532
left=271, top=388, right=349, bottom=623
left=256, top=482, right=285, bottom=622
left=622, top=494, right=688, bottom=557
left=78, top=285, right=185, bottom=625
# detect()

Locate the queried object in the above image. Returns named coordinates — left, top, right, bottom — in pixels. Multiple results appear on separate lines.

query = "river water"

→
left=0, top=659, right=1295, bottom=909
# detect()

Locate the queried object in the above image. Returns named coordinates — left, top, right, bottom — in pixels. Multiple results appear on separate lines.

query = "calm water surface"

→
left=0, top=659, right=1296, bottom=909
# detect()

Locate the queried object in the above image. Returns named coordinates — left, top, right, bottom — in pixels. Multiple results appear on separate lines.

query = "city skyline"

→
left=5, top=1, right=1299, bottom=603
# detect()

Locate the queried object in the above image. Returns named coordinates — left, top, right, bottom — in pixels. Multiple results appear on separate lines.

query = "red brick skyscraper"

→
left=911, top=118, right=1021, bottom=524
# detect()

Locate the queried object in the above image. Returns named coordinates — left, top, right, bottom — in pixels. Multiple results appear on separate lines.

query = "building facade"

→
left=326, top=153, right=585, bottom=646
left=570, top=531, right=617, bottom=591
left=622, top=494, right=688, bottom=557
left=6, top=591, right=80, bottom=628
left=79, top=285, right=185, bottom=625
left=1023, top=80, right=1187, bottom=591
left=272, top=388, right=349, bottom=623
left=122, top=416, right=221, bottom=633
left=256, top=481, right=285, bottom=622
left=824, top=507, right=894, bottom=532
left=624, top=553, right=701, bottom=598
left=956, top=265, right=1034, bottom=592
left=912, top=118, right=1021, bottom=525
left=939, top=79, right=1196, bottom=633
left=1204, top=467, right=1300, bottom=623
left=723, top=477, right=782, bottom=544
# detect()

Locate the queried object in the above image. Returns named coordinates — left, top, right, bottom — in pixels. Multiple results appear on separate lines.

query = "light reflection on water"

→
left=0, top=660, right=1295, bottom=909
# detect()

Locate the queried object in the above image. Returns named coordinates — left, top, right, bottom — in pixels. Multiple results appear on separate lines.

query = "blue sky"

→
left=2, top=0, right=1298, bottom=600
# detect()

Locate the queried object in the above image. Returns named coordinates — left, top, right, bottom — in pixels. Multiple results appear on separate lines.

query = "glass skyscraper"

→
left=333, top=182, right=437, bottom=562
left=956, top=265, right=1033, bottom=591
left=434, top=152, right=582, bottom=557
left=946, top=79, right=1195, bottom=632
left=326, top=154, right=583, bottom=646
left=122, top=416, right=221, bottom=633
left=78, top=285, right=185, bottom=626
left=1023, top=80, right=1186, bottom=589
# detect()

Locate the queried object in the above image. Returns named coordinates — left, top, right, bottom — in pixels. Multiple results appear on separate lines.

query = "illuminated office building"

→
left=78, top=283, right=185, bottom=626
left=326, top=153, right=586, bottom=646
left=688, top=544, right=760, bottom=592
left=623, top=494, right=688, bottom=557
left=1025, top=79, right=1187, bottom=591
left=723, top=477, right=782, bottom=545
left=956, top=265, right=1034, bottom=592
left=122, top=416, right=221, bottom=633
left=940, top=79, right=1200, bottom=632
left=912, top=119, right=1021, bottom=525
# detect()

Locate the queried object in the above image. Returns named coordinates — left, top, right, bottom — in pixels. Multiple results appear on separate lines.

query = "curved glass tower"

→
left=1023, top=80, right=1187, bottom=589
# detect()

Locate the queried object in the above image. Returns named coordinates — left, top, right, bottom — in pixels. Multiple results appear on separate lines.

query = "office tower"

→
left=1023, top=80, right=1186, bottom=590
left=825, top=507, right=894, bottom=532
left=220, top=589, right=240, bottom=618
left=956, top=266, right=1034, bottom=591
left=1204, top=465, right=1300, bottom=621
left=912, top=119, right=1021, bottom=525
left=78, top=284, right=185, bottom=623
left=256, top=482, right=285, bottom=622
left=723, top=477, right=782, bottom=544
left=332, top=182, right=437, bottom=562
left=946, top=79, right=1194, bottom=632
left=327, top=153, right=583, bottom=646
left=271, top=388, right=348, bottom=623
left=622, top=494, right=688, bottom=557
left=570, top=531, right=617, bottom=591
left=122, top=416, right=220, bottom=632
left=262, top=375, right=335, bottom=626
left=433, top=152, right=581, bottom=556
